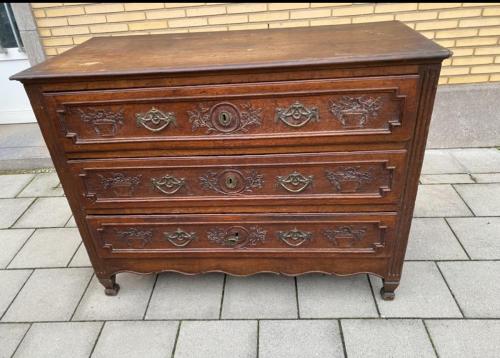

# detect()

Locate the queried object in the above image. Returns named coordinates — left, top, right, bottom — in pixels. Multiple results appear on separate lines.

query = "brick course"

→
left=31, top=2, right=500, bottom=84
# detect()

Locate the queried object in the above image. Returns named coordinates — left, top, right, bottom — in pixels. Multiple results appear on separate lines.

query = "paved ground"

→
left=0, top=147, right=499, bottom=357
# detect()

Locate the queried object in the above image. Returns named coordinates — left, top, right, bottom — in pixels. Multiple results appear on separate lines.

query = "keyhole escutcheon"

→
left=225, top=174, right=238, bottom=189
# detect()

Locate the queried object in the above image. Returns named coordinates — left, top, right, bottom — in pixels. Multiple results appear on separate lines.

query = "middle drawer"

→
left=69, top=150, right=407, bottom=212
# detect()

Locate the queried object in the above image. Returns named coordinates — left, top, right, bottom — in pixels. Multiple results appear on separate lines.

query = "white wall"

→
left=0, top=48, right=35, bottom=124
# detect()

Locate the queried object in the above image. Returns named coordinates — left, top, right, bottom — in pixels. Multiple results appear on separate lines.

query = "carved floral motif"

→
left=99, top=173, right=142, bottom=197
left=200, top=169, right=264, bottom=195
left=77, top=108, right=124, bottom=137
left=329, top=96, right=382, bottom=128
left=208, top=226, right=267, bottom=248
left=188, top=102, right=262, bottom=134
left=325, top=166, right=373, bottom=193
left=115, top=228, right=153, bottom=248
left=323, top=226, right=367, bottom=247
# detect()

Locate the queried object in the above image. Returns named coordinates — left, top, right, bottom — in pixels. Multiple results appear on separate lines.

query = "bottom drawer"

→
left=87, top=213, right=397, bottom=258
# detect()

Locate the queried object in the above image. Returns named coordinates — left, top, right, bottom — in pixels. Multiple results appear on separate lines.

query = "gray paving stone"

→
left=17, top=173, right=64, bottom=197
left=450, top=148, right=500, bottom=173
left=65, top=216, right=76, bottom=227
left=0, top=147, right=52, bottom=171
left=297, top=274, right=378, bottom=318
left=342, top=319, right=435, bottom=358
left=0, top=270, right=31, bottom=317
left=447, top=217, right=500, bottom=259
left=73, top=273, right=155, bottom=321
left=0, top=174, right=34, bottom=198
left=426, top=319, right=500, bottom=358
left=370, top=262, right=462, bottom=318
left=14, top=322, right=101, bottom=358
left=438, top=261, right=500, bottom=318
left=413, top=184, right=472, bottom=217
left=2, top=268, right=92, bottom=322
left=405, top=218, right=468, bottom=260
left=13, top=197, right=72, bottom=228
left=92, top=321, right=178, bottom=358
left=0, top=123, right=45, bottom=148
left=68, top=243, right=91, bottom=267
left=421, top=149, right=465, bottom=174
left=221, top=274, right=297, bottom=319
left=0, top=198, right=34, bottom=229
left=8, top=228, right=81, bottom=268
left=0, top=229, right=33, bottom=268
left=0, top=323, right=30, bottom=358
left=420, top=174, right=473, bottom=184
left=175, top=320, right=257, bottom=358
left=146, top=273, right=223, bottom=320
left=259, top=320, right=344, bottom=358
left=472, top=173, right=500, bottom=183
left=454, top=183, right=500, bottom=216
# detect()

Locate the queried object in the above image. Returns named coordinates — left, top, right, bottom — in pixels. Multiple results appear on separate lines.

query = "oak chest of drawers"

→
left=12, top=21, right=451, bottom=299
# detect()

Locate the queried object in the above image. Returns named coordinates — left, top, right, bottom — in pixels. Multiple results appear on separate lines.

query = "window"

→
left=0, top=3, right=23, bottom=50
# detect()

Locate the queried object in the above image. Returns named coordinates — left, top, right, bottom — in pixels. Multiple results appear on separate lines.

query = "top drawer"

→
left=45, top=76, right=419, bottom=154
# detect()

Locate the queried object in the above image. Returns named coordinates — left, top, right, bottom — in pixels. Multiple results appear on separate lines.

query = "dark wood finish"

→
left=70, top=150, right=407, bottom=211
left=87, top=212, right=397, bottom=257
left=13, top=21, right=451, bottom=300
left=11, top=21, right=449, bottom=81
left=45, top=75, right=418, bottom=154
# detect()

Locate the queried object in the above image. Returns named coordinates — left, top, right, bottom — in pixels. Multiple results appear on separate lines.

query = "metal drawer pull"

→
left=151, top=174, right=185, bottom=195
left=136, top=107, right=176, bottom=132
left=278, top=228, right=313, bottom=247
left=164, top=228, right=196, bottom=247
left=277, top=171, right=313, bottom=193
left=275, top=101, right=319, bottom=128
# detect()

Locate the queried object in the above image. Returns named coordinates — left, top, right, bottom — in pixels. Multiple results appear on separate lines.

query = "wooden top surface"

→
left=12, top=21, right=450, bottom=81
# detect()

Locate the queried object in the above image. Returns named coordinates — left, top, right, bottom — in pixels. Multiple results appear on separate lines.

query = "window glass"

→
left=0, top=3, right=23, bottom=49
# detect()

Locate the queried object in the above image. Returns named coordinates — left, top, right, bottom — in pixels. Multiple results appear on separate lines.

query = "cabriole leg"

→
left=97, top=274, right=120, bottom=296
left=380, top=279, right=399, bottom=301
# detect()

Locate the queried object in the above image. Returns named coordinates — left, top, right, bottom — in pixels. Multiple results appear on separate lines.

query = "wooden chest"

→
left=12, top=21, right=451, bottom=300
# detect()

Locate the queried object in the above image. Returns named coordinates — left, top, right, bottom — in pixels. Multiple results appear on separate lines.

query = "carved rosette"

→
left=328, top=96, right=382, bottom=128
left=277, top=171, right=313, bottom=193
left=323, top=226, right=367, bottom=247
left=275, top=101, right=319, bottom=128
left=188, top=102, right=262, bottom=134
left=199, top=169, right=264, bottom=195
left=99, top=173, right=142, bottom=197
left=115, top=228, right=153, bottom=249
left=136, top=107, right=176, bottom=132
left=77, top=108, right=124, bottom=137
left=208, top=226, right=267, bottom=249
left=278, top=228, right=313, bottom=247
left=325, top=166, right=373, bottom=193
left=163, top=228, right=196, bottom=247
left=151, top=174, right=186, bottom=196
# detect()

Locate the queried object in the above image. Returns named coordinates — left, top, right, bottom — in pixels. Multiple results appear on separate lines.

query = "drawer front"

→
left=47, top=76, right=418, bottom=154
left=87, top=213, right=397, bottom=258
left=70, top=150, right=407, bottom=211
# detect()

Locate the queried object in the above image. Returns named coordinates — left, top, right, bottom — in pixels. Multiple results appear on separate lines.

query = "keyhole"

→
left=225, top=174, right=238, bottom=189
left=218, top=111, right=232, bottom=126
left=228, top=231, right=239, bottom=243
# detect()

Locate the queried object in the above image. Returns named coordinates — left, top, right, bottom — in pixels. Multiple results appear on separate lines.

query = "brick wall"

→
left=31, top=2, right=500, bottom=85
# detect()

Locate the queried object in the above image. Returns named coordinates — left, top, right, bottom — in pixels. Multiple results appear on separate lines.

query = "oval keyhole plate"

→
left=218, top=111, right=232, bottom=127
left=225, top=174, right=238, bottom=189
